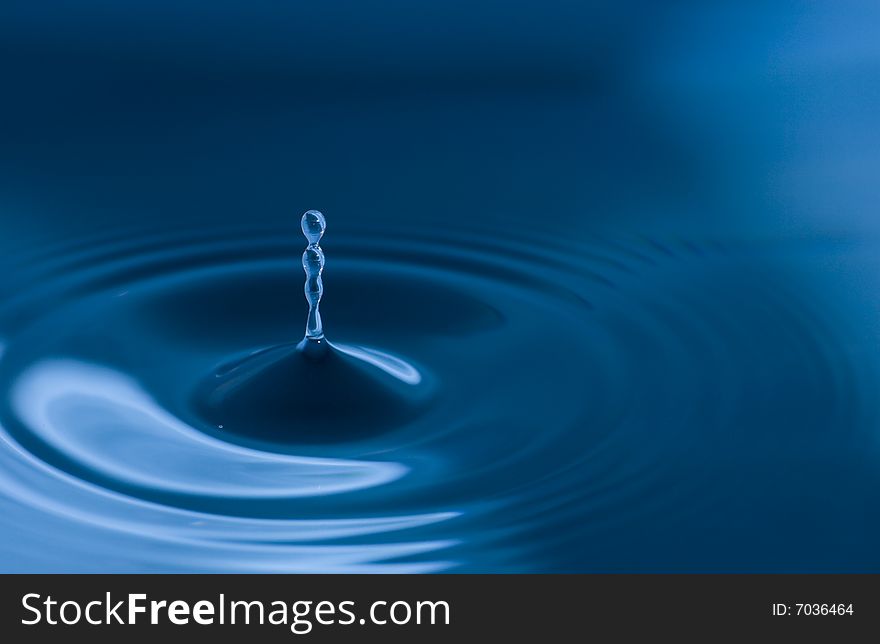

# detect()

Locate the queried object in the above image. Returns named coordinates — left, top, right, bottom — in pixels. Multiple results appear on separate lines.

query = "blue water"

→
left=2, top=2, right=880, bottom=572
left=2, top=220, right=880, bottom=572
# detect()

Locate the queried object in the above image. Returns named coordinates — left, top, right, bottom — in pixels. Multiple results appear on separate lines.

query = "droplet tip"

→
left=301, top=210, right=326, bottom=245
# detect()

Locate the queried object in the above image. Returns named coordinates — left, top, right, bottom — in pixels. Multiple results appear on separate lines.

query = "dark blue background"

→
left=3, top=2, right=876, bottom=245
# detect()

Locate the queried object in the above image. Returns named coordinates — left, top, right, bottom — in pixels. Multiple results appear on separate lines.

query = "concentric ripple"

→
left=1, top=223, right=878, bottom=572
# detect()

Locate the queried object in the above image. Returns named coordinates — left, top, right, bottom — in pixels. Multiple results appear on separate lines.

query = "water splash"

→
left=187, top=212, right=430, bottom=444
left=301, top=210, right=326, bottom=341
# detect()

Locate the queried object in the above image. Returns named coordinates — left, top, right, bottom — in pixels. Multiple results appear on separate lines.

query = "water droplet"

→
left=301, top=209, right=326, bottom=245
left=301, top=209, right=326, bottom=341
left=194, top=209, right=430, bottom=444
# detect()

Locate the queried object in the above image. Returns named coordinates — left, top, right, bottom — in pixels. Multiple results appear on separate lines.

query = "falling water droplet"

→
left=301, top=210, right=326, bottom=342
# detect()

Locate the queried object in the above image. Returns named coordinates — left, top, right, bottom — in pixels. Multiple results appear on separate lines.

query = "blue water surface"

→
left=1, top=2, right=879, bottom=572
